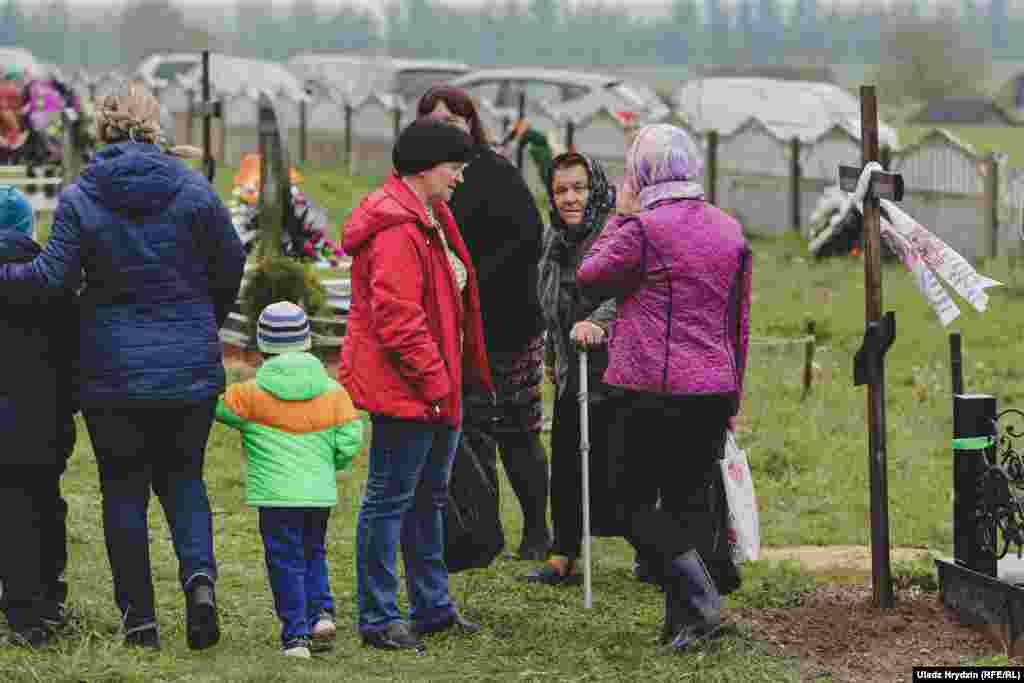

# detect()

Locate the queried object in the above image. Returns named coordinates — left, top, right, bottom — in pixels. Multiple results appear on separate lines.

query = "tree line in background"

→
left=0, top=0, right=1015, bottom=96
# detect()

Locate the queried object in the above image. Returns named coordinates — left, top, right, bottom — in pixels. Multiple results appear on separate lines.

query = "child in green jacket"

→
left=216, top=301, right=363, bottom=658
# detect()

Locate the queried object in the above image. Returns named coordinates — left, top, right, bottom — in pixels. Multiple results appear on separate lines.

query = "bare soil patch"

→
left=730, top=583, right=1013, bottom=682
left=732, top=545, right=1019, bottom=681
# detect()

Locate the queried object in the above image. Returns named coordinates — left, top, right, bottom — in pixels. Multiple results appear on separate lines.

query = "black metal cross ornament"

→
left=838, top=86, right=905, bottom=609
left=195, top=50, right=222, bottom=183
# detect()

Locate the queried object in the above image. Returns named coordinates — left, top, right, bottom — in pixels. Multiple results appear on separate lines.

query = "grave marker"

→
left=839, top=86, right=905, bottom=609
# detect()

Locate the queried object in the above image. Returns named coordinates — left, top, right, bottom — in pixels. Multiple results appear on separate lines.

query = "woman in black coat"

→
left=418, top=86, right=552, bottom=559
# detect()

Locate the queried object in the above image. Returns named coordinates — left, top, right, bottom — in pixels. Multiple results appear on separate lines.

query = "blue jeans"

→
left=258, top=507, right=335, bottom=645
left=83, top=400, right=218, bottom=633
left=356, top=415, right=461, bottom=635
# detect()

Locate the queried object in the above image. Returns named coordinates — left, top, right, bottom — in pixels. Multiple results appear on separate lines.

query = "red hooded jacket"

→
left=338, top=175, right=494, bottom=427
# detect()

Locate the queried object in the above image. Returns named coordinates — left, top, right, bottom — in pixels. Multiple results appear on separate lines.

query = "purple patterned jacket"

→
left=576, top=199, right=751, bottom=412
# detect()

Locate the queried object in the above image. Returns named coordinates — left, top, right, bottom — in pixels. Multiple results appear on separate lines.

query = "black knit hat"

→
left=393, top=119, right=476, bottom=176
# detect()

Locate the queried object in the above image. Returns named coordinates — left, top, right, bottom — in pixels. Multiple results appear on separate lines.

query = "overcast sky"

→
left=15, top=0, right=672, bottom=21
left=17, top=0, right=1024, bottom=20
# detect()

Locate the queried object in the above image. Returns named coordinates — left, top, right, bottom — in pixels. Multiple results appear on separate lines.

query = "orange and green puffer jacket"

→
left=215, top=351, right=364, bottom=507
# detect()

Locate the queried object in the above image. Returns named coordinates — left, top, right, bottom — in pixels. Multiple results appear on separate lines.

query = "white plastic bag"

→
left=721, top=430, right=760, bottom=563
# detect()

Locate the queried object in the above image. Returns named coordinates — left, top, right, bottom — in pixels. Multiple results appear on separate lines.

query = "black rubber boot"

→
left=185, top=576, right=220, bottom=651
left=663, top=549, right=722, bottom=652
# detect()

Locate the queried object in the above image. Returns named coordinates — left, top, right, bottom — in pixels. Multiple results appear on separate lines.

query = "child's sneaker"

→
left=282, top=637, right=312, bottom=658
left=311, top=612, right=336, bottom=652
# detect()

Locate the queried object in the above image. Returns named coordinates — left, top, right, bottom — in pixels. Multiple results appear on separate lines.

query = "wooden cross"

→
left=838, top=85, right=904, bottom=609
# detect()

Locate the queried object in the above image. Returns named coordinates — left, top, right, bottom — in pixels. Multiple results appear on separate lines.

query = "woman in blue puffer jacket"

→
left=0, top=82, right=246, bottom=651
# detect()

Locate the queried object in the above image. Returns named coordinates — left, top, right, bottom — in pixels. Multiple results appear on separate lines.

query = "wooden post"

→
left=344, top=104, right=353, bottom=175
left=950, top=332, right=964, bottom=396
left=790, top=136, right=801, bottom=234
left=298, top=99, right=308, bottom=167
left=61, top=110, right=82, bottom=187
left=218, top=115, right=227, bottom=167
left=201, top=50, right=214, bottom=183
left=185, top=89, right=195, bottom=146
left=392, top=107, right=401, bottom=142
left=706, top=130, right=718, bottom=206
left=566, top=119, right=575, bottom=154
left=801, top=320, right=817, bottom=400
left=985, top=154, right=999, bottom=261
left=1010, top=245, right=1019, bottom=291
left=859, top=85, right=894, bottom=609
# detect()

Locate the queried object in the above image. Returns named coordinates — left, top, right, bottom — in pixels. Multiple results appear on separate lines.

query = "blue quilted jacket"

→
left=0, top=142, right=246, bottom=406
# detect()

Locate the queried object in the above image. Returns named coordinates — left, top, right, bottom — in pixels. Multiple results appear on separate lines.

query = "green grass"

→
left=9, top=173, right=1024, bottom=680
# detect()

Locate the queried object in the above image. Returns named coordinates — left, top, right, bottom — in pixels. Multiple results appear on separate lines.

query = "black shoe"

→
left=516, top=531, right=552, bottom=561
left=40, top=601, right=73, bottom=634
left=185, top=576, right=220, bottom=651
left=413, top=613, right=480, bottom=637
left=11, top=626, right=50, bottom=649
left=519, top=560, right=582, bottom=586
left=634, top=556, right=664, bottom=589
left=125, top=625, right=161, bottom=650
left=361, top=622, right=425, bottom=652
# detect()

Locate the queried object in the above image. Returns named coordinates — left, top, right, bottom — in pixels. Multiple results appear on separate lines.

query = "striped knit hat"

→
left=257, top=301, right=311, bottom=354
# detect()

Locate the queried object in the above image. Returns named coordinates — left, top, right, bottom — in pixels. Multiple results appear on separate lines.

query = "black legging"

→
left=460, top=417, right=550, bottom=541
left=613, top=390, right=737, bottom=587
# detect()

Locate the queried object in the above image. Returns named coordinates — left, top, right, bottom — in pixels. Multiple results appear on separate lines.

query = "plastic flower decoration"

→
left=228, top=153, right=345, bottom=266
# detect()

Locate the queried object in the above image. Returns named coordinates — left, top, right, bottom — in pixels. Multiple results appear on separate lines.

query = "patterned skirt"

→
left=488, top=335, right=546, bottom=434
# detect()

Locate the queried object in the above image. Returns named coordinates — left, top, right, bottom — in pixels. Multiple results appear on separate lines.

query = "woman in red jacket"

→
left=339, top=120, right=494, bottom=652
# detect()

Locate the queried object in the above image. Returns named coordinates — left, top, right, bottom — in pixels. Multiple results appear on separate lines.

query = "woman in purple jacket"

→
left=577, top=123, right=751, bottom=653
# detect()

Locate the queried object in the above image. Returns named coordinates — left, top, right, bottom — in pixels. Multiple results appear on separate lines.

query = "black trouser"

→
left=82, top=400, right=218, bottom=632
left=613, top=391, right=733, bottom=583
left=549, top=389, right=632, bottom=559
left=0, top=434, right=74, bottom=630
left=495, top=430, right=549, bottom=540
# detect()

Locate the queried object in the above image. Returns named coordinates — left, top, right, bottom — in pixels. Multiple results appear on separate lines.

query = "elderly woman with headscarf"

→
left=577, top=124, right=751, bottom=652
left=0, top=82, right=246, bottom=651
left=519, top=151, right=627, bottom=586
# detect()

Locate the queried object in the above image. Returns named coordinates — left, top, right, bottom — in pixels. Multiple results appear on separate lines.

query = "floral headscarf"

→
left=544, top=151, right=614, bottom=244
left=625, top=123, right=705, bottom=210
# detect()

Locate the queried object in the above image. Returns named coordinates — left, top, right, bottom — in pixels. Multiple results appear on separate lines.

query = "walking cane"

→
left=578, top=348, right=592, bottom=609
